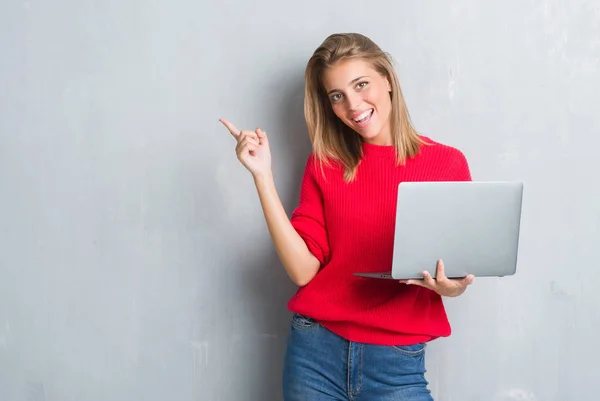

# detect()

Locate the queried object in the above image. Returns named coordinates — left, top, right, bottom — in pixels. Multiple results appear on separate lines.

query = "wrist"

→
left=253, top=171, right=274, bottom=186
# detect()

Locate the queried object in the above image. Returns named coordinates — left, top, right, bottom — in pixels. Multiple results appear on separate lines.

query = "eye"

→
left=330, top=93, right=342, bottom=103
left=356, top=81, right=369, bottom=89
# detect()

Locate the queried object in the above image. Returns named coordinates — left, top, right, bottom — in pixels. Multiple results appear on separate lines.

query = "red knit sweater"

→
left=288, top=136, right=472, bottom=346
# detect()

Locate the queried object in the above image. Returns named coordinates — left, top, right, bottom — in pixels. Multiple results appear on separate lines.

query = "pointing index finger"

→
left=218, top=118, right=240, bottom=138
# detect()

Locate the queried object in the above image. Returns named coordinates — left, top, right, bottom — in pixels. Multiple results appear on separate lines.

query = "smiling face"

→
left=321, top=58, right=393, bottom=145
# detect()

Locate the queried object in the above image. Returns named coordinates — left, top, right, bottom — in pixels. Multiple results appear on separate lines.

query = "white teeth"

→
left=354, top=110, right=372, bottom=123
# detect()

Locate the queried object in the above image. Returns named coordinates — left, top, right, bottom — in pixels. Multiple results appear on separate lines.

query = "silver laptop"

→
left=353, top=181, right=523, bottom=280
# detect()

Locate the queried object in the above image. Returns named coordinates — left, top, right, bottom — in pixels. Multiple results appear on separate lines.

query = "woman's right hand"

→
left=219, top=119, right=321, bottom=286
left=219, top=118, right=272, bottom=179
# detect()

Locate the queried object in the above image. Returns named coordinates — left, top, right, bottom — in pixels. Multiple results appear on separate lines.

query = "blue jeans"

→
left=282, top=314, right=434, bottom=401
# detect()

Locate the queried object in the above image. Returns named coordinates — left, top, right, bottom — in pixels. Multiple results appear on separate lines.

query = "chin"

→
left=358, top=133, right=377, bottom=141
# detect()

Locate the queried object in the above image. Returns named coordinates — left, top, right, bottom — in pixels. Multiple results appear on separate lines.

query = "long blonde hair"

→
left=304, top=33, right=425, bottom=181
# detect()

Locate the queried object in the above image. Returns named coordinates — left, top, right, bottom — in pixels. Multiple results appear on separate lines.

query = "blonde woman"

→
left=220, top=32, right=474, bottom=401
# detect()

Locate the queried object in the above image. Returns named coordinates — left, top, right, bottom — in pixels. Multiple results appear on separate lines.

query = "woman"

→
left=220, top=32, right=474, bottom=401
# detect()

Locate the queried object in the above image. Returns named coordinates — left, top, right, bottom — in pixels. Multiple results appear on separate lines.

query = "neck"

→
left=364, top=129, right=392, bottom=146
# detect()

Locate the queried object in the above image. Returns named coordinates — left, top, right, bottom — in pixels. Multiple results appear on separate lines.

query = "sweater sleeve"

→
left=450, top=149, right=472, bottom=181
left=290, top=154, right=331, bottom=266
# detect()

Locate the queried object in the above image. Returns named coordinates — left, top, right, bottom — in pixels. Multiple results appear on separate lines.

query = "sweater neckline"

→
left=362, top=141, right=395, bottom=157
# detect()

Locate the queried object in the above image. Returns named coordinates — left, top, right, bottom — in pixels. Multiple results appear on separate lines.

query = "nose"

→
left=346, top=92, right=362, bottom=111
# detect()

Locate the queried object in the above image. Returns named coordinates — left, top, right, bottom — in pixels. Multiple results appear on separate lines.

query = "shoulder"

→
left=418, top=135, right=468, bottom=163
left=417, top=136, right=471, bottom=180
left=303, top=152, right=344, bottom=180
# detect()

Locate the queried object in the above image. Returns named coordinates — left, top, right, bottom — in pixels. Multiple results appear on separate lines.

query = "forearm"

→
left=253, top=173, right=320, bottom=286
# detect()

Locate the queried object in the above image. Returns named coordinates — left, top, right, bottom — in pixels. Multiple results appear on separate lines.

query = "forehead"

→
left=321, top=59, right=379, bottom=91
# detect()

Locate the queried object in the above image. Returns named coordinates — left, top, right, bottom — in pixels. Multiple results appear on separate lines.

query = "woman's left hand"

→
left=401, top=259, right=474, bottom=297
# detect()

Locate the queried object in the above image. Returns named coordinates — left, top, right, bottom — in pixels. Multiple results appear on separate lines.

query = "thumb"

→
left=255, top=128, right=269, bottom=144
left=462, top=274, right=475, bottom=286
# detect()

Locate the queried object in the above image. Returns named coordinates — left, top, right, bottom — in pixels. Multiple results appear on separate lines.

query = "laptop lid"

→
left=390, top=181, right=523, bottom=280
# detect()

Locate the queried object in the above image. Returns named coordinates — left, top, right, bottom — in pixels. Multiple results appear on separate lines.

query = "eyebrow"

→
left=327, top=76, right=370, bottom=95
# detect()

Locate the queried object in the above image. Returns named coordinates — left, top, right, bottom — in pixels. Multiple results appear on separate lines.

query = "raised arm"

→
left=219, top=118, right=321, bottom=286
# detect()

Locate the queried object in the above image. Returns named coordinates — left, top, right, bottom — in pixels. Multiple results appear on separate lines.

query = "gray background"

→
left=1, top=0, right=599, bottom=400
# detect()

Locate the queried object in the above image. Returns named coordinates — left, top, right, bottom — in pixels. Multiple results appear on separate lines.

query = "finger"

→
left=422, top=271, right=437, bottom=289
left=407, top=272, right=435, bottom=288
left=435, top=259, right=448, bottom=282
left=236, top=142, right=256, bottom=160
left=255, top=128, right=269, bottom=144
left=237, top=136, right=259, bottom=151
left=239, top=129, right=259, bottom=142
left=238, top=134, right=259, bottom=145
left=405, top=278, right=426, bottom=287
left=219, top=118, right=241, bottom=138
left=236, top=140, right=259, bottom=157
left=460, top=274, right=475, bottom=286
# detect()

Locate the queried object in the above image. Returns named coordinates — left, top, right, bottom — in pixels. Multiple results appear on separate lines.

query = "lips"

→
left=352, top=109, right=374, bottom=128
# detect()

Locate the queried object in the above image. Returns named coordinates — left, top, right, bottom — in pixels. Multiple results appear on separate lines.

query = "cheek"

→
left=331, top=103, right=346, bottom=120
left=361, top=91, right=379, bottom=110
left=375, top=92, right=391, bottom=112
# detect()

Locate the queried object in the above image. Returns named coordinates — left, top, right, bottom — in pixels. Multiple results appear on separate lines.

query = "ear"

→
left=385, top=77, right=392, bottom=92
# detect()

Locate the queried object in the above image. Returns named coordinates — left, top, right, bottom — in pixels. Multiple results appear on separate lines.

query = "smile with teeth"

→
left=353, top=109, right=374, bottom=125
